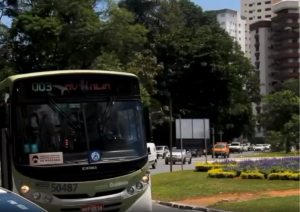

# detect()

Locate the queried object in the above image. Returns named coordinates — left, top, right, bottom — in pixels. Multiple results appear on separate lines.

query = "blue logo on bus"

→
left=90, top=150, right=101, bottom=162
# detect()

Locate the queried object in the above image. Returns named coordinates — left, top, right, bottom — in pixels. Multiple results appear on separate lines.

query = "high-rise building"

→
left=249, top=0, right=299, bottom=138
left=241, top=0, right=283, bottom=57
left=212, top=9, right=247, bottom=52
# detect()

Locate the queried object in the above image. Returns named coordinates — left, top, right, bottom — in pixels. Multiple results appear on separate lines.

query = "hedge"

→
left=207, top=169, right=300, bottom=180
left=268, top=172, right=300, bottom=180
left=207, top=168, right=236, bottom=178
left=195, top=162, right=236, bottom=172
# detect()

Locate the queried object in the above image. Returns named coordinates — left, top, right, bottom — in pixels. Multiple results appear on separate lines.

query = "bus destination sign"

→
left=18, top=74, right=139, bottom=98
left=31, top=80, right=111, bottom=96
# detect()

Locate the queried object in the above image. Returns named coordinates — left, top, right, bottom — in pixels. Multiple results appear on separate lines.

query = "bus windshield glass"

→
left=15, top=100, right=146, bottom=165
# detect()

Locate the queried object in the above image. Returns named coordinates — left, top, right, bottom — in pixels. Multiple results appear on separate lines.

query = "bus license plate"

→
left=81, top=203, right=104, bottom=212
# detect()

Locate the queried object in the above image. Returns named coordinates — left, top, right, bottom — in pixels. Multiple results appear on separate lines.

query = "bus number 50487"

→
left=51, top=184, right=78, bottom=192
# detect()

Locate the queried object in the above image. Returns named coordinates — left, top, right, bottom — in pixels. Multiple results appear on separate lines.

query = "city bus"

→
left=0, top=70, right=152, bottom=212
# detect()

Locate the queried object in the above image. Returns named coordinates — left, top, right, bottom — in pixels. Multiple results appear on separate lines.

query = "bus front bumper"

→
left=125, top=185, right=152, bottom=212
left=27, top=185, right=152, bottom=212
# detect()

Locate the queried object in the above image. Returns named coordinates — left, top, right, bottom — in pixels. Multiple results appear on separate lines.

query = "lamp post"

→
left=211, top=128, right=215, bottom=158
left=169, top=96, right=173, bottom=172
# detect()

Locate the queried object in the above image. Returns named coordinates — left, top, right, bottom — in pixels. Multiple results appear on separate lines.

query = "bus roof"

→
left=0, top=70, right=137, bottom=86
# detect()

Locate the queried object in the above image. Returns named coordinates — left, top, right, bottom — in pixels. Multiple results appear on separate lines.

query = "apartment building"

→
left=249, top=0, right=300, bottom=137
left=213, top=9, right=246, bottom=52
left=241, top=0, right=282, bottom=57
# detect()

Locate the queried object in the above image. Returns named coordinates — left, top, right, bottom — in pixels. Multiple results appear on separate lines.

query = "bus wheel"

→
left=152, top=161, right=157, bottom=169
left=165, top=160, right=169, bottom=165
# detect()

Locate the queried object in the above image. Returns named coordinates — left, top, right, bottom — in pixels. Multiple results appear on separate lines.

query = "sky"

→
left=1, top=0, right=241, bottom=26
left=193, top=0, right=240, bottom=11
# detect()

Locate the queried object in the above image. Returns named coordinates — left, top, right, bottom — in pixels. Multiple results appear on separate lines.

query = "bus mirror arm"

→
left=0, top=104, right=9, bottom=129
left=1, top=128, right=13, bottom=190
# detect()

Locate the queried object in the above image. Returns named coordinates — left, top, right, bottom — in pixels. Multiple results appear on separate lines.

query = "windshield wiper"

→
left=98, top=96, right=115, bottom=132
left=47, top=98, right=81, bottom=130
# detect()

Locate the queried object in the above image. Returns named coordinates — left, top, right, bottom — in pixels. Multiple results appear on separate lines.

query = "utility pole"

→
left=212, top=128, right=215, bottom=158
left=203, top=119, right=207, bottom=163
left=179, top=115, right=183, bottom=171
left=219, top=130, right=223, bottom=142
left=169, top=97, right=173, bottom=172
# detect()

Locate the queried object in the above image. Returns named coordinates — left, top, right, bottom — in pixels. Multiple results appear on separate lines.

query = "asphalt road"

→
left=150, top=151, right=256, bottom=175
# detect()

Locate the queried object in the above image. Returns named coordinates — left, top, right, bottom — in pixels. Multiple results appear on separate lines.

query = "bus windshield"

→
left=15, top=100, right=146, bottom=165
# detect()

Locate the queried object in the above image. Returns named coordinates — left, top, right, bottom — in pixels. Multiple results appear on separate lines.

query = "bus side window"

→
left=0, top=92, right=9, bottom=129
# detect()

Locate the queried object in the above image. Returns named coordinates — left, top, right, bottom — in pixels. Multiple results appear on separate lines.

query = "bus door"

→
left=0, top=92, right=13, bottom=190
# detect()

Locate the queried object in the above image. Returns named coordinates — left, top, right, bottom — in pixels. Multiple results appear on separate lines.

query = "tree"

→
left=119, top=0, right=260, bottom=140
left=282, top=79, right=299, bottom=97
left=153, top=4, right=259, bottom=139
left=282, top=114, right=299, bottom=153
left=260, top=90, right=299, bottom=132
left=4, top=0, right=147, bottom=73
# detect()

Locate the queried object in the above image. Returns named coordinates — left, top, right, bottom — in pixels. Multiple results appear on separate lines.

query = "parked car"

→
left=0, top=187, right=47, bottom=212
left=156, top=145, right=170, bottom=159
left=147, top=142, right=157, bottom=169
left=229, top=142, right=243, bottom=153
left=263, top=144, right=271, bottom=151
left=242, top=144, right=249, bottom=152
left=254, top=144, right=265, bottom=151
left=165, top=149, right=192, bottom=165
left=189, top=149, right=201, bottom=157
left=212, top=143, right=230, bottom=158
left=248, top=144, right=255, bottom=151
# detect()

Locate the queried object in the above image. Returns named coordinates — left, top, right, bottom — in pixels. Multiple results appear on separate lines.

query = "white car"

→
left=165, top=149, right=192, bottom=165
left=242, top=144, right=249, bottom=152
left=156, top=145, right=170, bottom=159
left=229, top=142, right=243, bottom=153
left=147, top=142, right=157, bottom=169
left=254, top=144, right=265, bottom=151
left=263, top=144, right=271, bottom=151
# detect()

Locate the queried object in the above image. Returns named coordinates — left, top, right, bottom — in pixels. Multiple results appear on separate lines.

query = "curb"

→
left=153, top=200, right=235, bottom=212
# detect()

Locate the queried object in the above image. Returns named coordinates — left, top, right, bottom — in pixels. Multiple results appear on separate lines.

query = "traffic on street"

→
left=150, top=151, right=257, bottom=175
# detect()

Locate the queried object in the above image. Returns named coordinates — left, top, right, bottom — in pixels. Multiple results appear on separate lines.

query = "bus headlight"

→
left=32, top=191, right=41, bottom=200
left=44, top=195, right=53, bottom=203
left=142, top=175, right=149, bottom=183
left=135, top=182, right=143, bottom=190
left=126, top=187, right=135, bottom=195
left=21, top=185, right=30, bottom=194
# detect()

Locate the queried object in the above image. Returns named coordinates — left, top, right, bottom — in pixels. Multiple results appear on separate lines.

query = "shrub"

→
left=240, top=172, right=264, bottom=179
left=195, top=162, right=236, bottom=172
left=207, top=168, right=236, bottom=178
left=195, top=163, right=223, bottom=171
left=268, top=172, right=300, bottom=181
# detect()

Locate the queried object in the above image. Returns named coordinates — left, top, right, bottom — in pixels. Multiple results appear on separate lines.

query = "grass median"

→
left=212, top=196, right=299, bottom=212
left=236, top=151, right=299, bottom=158
left=151, top=170, right=300, bottom=201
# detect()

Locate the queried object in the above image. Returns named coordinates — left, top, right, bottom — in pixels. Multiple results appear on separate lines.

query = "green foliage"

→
left=194, top=163, right=224, bottom=171
left=268, top=172, right=300, bottom=181
left=260, top=79, right=299, bottom=153
left=240, top=172, right=264, bottom=179
left=207, top=168, right=237, bottom=178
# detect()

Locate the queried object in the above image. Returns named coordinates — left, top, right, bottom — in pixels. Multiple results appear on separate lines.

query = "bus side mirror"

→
left=0, top=104, right=9, bottom=129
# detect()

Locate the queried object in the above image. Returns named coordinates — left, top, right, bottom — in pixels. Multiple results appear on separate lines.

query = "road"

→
left=150, top=151, right=255, bottom=175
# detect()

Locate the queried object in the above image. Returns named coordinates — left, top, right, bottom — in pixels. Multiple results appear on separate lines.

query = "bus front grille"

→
left=53, top=188, right=125, bottom=199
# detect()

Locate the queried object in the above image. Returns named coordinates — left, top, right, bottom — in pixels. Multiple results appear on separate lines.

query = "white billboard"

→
left=175, top=119, right=210, bottom=139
